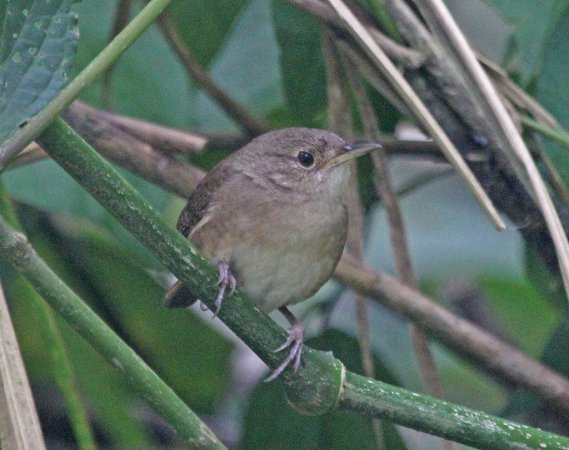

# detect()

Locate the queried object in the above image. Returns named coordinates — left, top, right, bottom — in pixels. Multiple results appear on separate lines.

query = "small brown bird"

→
left=164, top=128, right=380, bottom=380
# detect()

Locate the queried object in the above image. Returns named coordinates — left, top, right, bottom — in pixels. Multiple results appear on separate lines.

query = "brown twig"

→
left=157, top=13, right=270, bottom=137
left=9, top=144, right=47, bottom=168
left=340, top=40, right=455, bottom=450
left=73, top=101, right=248, bottom=155
left=334, top=255, right=569, bottom=415
left=60, top=103, right=205, bottom=198
left=323, top=30, right=384, bottom=447
left=73, top=101, right=209, bottom=154
left=282, top=0, right=424, bottom=68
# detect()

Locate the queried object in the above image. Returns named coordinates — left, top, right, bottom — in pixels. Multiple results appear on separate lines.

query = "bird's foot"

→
left=213, top=260, right=236, bottom=317
left=265, top=318, right=304, bottom=382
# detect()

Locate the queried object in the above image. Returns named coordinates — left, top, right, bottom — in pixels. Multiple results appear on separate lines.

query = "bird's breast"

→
left=227, top=199, right=348, bottom=312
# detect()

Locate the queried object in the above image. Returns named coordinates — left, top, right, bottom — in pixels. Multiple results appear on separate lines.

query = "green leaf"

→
left=188, top=0, right=283, bottom=131
left=484, top=0, right=569, bottom=82
left=480, top=275, right=560, bottom=357
left=0, top=0, right=79, bottom=143
left=503, top=315, right=569, bottom=418
left=238, top=330, right=407, bottom=450
left=169, top=0, right=249, bottom=67
left=536, top=5, right=569, bottom=185
left=271, top=0, right=326, bottom=126
left=525, top=246, right=568, bottom=311
left=3, top=159, right=170, bottom=268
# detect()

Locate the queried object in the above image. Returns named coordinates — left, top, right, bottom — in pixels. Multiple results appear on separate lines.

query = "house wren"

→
left=164, top=127, right=380, bottom=380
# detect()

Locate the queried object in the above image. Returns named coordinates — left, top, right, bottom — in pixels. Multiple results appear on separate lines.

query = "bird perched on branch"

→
left=164, top=127, right=380, bottom=380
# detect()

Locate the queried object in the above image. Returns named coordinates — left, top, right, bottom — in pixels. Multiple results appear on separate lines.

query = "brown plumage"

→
left=164, top=127, right=380, bottom=379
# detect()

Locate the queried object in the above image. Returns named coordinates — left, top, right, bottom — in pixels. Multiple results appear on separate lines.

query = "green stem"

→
left=0, top=202, right=225, bottom=449
left=341, top=371, right=569, bottom=450
left=0, top=0, right=174, bottom=167
left=0, top=182, right=96, bottom=450
left=522, top=115, right=569, bottom=151
left=43, top=304, right=97, bottom=450
left=34, top=117, right=569, bottom=449
left=367, top=0, right=400, bottom=40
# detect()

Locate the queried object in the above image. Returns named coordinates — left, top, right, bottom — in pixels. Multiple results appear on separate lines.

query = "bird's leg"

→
left=265, top=306, right=304, bottom=382
left=214, top=260, right=236, bottom=317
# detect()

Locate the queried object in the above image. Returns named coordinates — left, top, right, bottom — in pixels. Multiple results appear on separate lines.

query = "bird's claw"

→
left=264, top=321, right=304, bottom=382
left=213, top=261, right=236, bottom=318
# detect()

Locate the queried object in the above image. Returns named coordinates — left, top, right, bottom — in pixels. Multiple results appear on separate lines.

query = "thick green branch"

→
left=34, top=117, right=569, bottom=449
left=341, top=372, right=569, bottom=450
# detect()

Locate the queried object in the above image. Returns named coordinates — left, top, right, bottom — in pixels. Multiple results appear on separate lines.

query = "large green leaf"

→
left=270, top=1, right=326, bottom=127
left=536, top=5, right=569, bottom=186
left=3, top=159, right=170, bottom=269
left=0, top=0, right=79, bottom=144
left=169, top=0, right=249, bottom=67
left=484, top=0, right=569, bottom=82
left=480, top=275, right=560, bottom=357
left=188, top=0, right=283, bottom=131
left=502, top=315, right=569, bottom=419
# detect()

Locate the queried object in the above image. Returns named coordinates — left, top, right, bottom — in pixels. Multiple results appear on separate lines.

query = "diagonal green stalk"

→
left=0, top=194, right=225, bottom=449
left=0, top=0, right=174, bottom=167
left=33, top=117, right=569, bottom=450
left=0, top=181, right=96, bottom=450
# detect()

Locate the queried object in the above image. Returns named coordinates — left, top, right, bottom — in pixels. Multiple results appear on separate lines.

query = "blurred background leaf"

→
left=2, top=0, right=569, bottom=448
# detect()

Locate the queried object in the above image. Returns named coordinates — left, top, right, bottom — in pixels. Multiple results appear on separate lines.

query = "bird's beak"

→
left=322, top=142, right=382, bottom=170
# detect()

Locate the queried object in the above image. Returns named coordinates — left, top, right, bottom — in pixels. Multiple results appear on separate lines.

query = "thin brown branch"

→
left=336, top=40, right=412, bottom=117
left=323, top=30, right=384, bottom=447
left=72, top=101, right=248, bottom=155
left=538, top=148, right=569, bottom=210
left=479, top=50, right=560, bottom=132
left=334, top=255, right=569, bottom=415
left=340, top=42, right=453, bottom=450
left=9, top=144, right=47, bottom=168
left=157, top=13, right=270, bottom=137
left=60, top=103, right=205, bottom=198
left=283, top=0, right=424, bottom=68
left=90, top=108, right=207, bottom=154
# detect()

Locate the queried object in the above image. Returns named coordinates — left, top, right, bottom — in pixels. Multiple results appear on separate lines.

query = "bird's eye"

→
left=297, top=151, right=315, bottom=167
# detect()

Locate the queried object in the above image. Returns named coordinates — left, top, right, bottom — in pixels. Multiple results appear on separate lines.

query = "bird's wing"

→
left=176, top=162, right=233, bottom=237
left=165, top=163, right=235, bottom=309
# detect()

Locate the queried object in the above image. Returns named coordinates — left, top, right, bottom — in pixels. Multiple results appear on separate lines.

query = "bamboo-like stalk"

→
left=0, top=185, right=225, bottom=449
left=32, top=117, right=569, bottom=450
